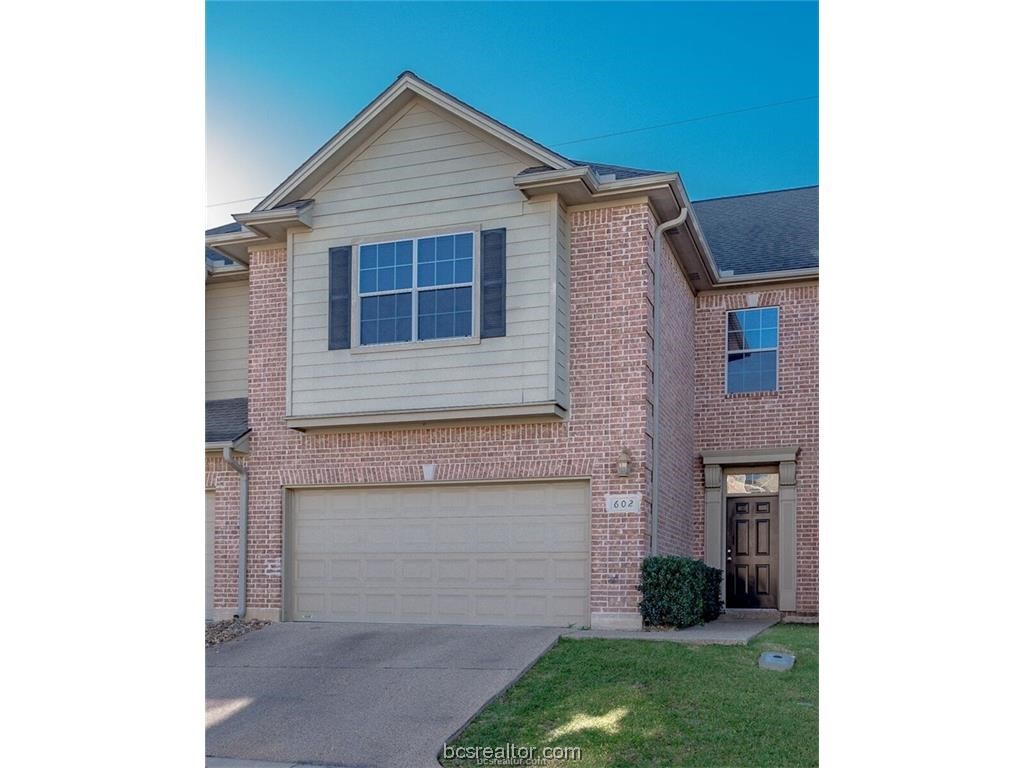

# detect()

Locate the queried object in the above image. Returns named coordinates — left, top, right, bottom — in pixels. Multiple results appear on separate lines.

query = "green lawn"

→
left=442, top=625, right=817, bottom=768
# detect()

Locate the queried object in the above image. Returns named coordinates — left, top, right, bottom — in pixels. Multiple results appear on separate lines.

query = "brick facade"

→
left=206, top=207, right=818, bottom=623
left=654, top=232, right=697, bottom=557
left=208, top=203, right=685, bottom=625
left=692, top=283, right=819, bottom=615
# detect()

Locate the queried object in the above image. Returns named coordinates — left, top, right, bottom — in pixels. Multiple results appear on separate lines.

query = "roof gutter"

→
left=710, top=266, right=819, bottom=288
left=221, top=445, right=248, bottom=620
left=650, top=205, right=689, bottom=556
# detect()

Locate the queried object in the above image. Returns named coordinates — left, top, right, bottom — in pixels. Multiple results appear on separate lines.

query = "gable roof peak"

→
left=254, top=71, right=575, bottom=212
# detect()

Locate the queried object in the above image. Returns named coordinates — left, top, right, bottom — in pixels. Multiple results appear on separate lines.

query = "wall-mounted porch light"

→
left=616, top=448, right=632, bottom=477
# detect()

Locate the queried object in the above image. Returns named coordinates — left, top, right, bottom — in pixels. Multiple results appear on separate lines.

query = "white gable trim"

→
left=254, top=72, right=574, bottom=212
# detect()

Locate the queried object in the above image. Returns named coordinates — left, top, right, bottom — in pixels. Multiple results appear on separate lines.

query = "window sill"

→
left=349, top=335, right=481, bottom=355
left=724, top=390, right=781, bottom=399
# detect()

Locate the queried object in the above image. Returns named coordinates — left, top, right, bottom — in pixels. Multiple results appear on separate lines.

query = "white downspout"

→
left=222, top=446, right=248, bottom=620
left=651, top=207, right=689, bottom=555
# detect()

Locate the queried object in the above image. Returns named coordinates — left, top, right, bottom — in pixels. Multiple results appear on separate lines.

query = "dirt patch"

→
left=206, top=618, right=270, bottom=647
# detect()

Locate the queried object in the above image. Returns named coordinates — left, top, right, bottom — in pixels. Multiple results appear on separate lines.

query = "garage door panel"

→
left=365, top=559, right=397, bottom=581
left=401, top=559, right=433, bottom=580
left=438, top=559, right=472, bottom=582
left=477, top=560, right=509, bottom=582
left=366, top=594, right=399, bottom=617
left=478, top=521, right=510, bottom=544
left=296, top=557, right=327, bottom=581
left=435, top=521, right=472, bottom=548
left=296, top=523, right=330, bottom=549
left=329, top=525, right=361, bottom=547
left=296, top=591, right=327, bottom=614
left=400, top=523, right=433, bottom=547
left=330, top=593, right=361, bottom=614
left=288, top=482, right=589, bottom=626
left=399, top=593, right=433, bottom=618
left=553, top=556, right=589, bottom=583
left=475, top=594, right=510, bottom=617
left=330, top=558, right=361, bottom=581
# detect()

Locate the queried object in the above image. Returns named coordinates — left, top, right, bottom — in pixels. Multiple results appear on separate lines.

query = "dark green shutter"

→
left=328, top=245, right=352, bottom=350
left=479, top=228, right=506, bottom=338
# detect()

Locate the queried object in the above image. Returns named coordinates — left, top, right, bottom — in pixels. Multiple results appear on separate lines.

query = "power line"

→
left=208, top=194, right=264, bottom=208
left=205, top=94, right=817, bottom=208
left=550, top=96, right=818, bottom=147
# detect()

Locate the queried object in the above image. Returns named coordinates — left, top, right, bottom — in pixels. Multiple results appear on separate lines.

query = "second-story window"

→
left=358, top=232, right=474, bottom=346
left=726, top=306, right=778, bottom=394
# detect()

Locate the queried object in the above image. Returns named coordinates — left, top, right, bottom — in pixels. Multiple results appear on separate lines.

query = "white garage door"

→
left=206, top=491, right=215, bottom=620
left=286, top=481, right=590, bottom=627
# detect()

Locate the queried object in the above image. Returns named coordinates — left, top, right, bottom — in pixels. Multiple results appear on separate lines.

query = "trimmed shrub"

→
left=638, top=556, right=723, bottom=628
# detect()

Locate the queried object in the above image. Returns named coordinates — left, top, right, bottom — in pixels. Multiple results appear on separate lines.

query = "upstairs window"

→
left=358, top=232, right=474, bottom=346
left=726, top=307, right=778, bottom=393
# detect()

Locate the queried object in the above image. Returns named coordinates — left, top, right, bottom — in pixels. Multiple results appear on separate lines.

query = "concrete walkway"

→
left=562, top=613, right=778, bottom=645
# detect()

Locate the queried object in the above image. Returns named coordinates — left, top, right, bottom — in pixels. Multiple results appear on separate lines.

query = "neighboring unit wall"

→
left=288, top=99, right=568, bottom=418
left=206, top=278, right=249, bottom=400
left=232, top=203, right=655, bottom=626
left=553, top=199, right=571, bottom=410
left=693, top=283, right=819, bottom=615
left=205, top=453, right=242, bottom=621
left=654, top=231, right=697, bottom=556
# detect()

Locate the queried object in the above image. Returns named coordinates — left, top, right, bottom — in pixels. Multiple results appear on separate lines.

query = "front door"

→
left=726, top=496, right=779, bottom=608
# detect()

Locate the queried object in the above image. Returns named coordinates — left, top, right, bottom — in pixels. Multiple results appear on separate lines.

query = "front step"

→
left=722, top=608, right=782, bottom=622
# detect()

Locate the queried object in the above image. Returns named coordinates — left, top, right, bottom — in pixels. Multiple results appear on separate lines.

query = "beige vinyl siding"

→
left=554, top=201, right=571, bottom=410
left=206, top=280, right=249, bottom=400
left=289, top=99, right=560, bottom=418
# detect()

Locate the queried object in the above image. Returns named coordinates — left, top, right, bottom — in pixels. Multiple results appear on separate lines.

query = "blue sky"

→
left=207, top=1, right=818, bottom=227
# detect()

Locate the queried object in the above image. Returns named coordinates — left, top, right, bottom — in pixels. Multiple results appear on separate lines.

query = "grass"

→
left=441, top=625, right=817, bottom=768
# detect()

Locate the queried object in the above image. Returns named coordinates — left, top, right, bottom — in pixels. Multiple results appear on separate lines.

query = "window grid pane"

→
left=359, top=240, right=413, bottom=298
left=418, top=286, right=472, bottom=341
left=417, top=233, right=473, bottom=288
left=360, top=293, right=412, bottom=345
left=727, top=350, right=777, bottom=393
left=726, top=307, right=778, bottom=351
left=357, top=233, right=474, bottom=346
left=726, top=307, right=778, bottom=393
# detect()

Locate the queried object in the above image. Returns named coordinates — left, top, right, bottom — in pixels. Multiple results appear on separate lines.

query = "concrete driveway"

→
left=206, top=622, right=563, bottom=768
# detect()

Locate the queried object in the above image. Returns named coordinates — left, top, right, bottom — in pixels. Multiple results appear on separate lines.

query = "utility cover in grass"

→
left=759, top=651, right=796, bottom=671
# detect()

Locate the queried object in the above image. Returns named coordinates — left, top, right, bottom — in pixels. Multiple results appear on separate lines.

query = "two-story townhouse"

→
left=204, top=72, right=819, bottom=629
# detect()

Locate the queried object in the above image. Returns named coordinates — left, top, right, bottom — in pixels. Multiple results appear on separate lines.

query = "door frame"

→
left=699, top=447, right=799, bottom=612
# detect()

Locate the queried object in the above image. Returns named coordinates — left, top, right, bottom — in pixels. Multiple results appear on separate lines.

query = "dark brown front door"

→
left=726, top=496, right=779, bottom=608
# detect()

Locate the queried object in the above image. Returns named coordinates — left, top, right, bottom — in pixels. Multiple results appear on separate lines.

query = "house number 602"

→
left=605, top=494, right=641, bottom=513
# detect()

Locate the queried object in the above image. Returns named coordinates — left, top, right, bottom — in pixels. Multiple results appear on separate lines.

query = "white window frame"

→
left=351, top=228, right=480, bottom=352
left=724, top=306, right=779, bottom=394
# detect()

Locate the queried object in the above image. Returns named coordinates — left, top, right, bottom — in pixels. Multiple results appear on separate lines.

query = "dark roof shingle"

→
left=692, top=186, right=818, bottom=276
left=516, top=160, right=667, bottom=182
left=205, top=222, right=243, bottom=267
left=206, top=221, right=243, bottom=236
left=205, top=398, right=249, bottom=444
left=580, top=161, right=666, bottom=180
